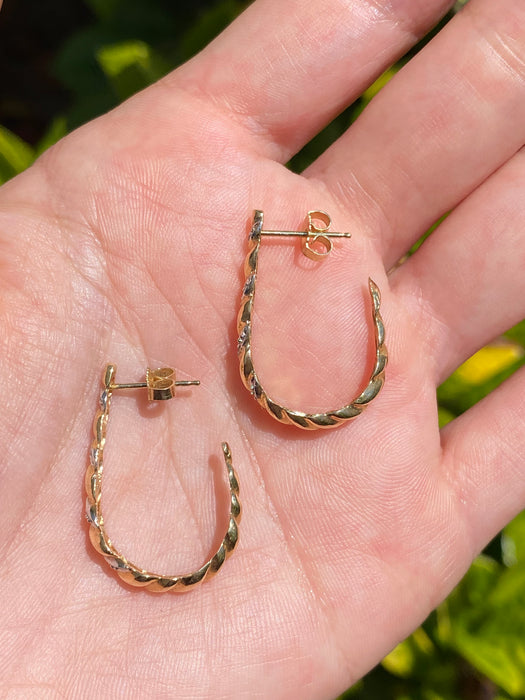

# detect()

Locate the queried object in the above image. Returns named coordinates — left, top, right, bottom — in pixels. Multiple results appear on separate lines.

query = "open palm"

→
left=1, top=0, right=525, bottom=697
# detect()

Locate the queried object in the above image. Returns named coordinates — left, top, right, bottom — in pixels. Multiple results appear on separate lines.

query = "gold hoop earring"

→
left=237, top=210, right=387, bottom=430
left=86, top=364, right=241, bottom=592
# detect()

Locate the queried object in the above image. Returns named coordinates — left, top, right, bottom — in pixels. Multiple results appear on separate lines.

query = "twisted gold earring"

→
left=86, top=364, right=241, bottom=592
left=237, top=210, right=387, bottom=430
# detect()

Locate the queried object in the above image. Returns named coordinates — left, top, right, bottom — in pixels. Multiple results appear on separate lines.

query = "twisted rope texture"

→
left=85, top=365, right=241, bottom=592
left=237, top=210, right=387, bottom=429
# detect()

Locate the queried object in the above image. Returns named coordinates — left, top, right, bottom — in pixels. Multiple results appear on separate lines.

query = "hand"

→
left=1, top=0, right=524, bottom=696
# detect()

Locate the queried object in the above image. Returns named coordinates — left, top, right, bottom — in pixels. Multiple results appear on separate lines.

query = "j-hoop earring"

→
left=237, top=210, right=387, bottom=430
left=86, top=364, right=241, bottom=592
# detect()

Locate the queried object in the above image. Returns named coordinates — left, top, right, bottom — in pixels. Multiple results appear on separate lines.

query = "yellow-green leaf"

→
left=446, top=563, right=525, bottom=696
left=96, top=40, right=168, bottom=100
left=502, top=511, right=525, bottom=567
left=362, top=67, right=399, bottom=104
left=0, top=126, right=35, bottom=184
left=382, top=628, right=435, bottom=678
left=455, top=344, right=523, bottom=385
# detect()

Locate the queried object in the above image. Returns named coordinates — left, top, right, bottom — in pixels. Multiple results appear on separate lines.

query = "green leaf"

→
left=436, top=556, right=501, bottom=645
left=362, top=67, right=399, bottom=103
left=382, top=628, right=436, bottom=678
left=453, top=344, right=524, bottom=385
left=438, top=343, right=525, bottom=415
left=96, top=40, right=168, bottom=100
left=453, top=556, right=502, bottom=608
left=505, top=319, right=525, bottom=348
left=438, top=406, right=456, bottom=428
left=408, top=213, right=449, bottom=257
left=443, top=559, right=525, bottom=696
left=349, top=66, right=402, bottom=123
left=53, top=26, right=120, bottom=127
left=338, top=666, right=401, bottom=700
left=502, top=511, right=525, bottom=567
left=452, top=622, right=525, bottom=697
left=0, top=126, right=35, bottom=184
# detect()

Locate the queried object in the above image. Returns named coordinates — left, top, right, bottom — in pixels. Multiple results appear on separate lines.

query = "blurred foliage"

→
left=344, top=514, right=525, bottom=700
left=0, top=1, right=523, bottom=698
left=0, top=125, right=34, bottom=182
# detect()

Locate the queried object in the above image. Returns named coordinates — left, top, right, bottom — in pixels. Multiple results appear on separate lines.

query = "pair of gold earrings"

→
left=85, top=210, right=387, bottom=591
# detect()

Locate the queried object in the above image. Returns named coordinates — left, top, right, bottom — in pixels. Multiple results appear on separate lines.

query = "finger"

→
left=307, top=0, right=525, bottom=267
left=391, top=147, right=525, bottom=383
left=171, top=0, right=454, bottom=161
left=441, top=365, right=525, bottom=555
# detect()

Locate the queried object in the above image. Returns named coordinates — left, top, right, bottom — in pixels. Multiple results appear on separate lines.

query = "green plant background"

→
left=0, top=1, right=523, bottom=698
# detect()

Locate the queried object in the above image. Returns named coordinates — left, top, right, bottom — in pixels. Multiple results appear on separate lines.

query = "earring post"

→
left=111, top=380, right=200, bottom=390
left=260, top=230, right=351, bottom=238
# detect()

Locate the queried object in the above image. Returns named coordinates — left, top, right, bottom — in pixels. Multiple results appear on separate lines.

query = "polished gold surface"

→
left=237, top=210, right=388, bottom=430
left=86, top=364, right=241, bottom=591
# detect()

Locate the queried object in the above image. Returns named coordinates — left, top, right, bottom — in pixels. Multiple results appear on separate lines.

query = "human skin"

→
left=0, top=0, right=524, bottom=697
